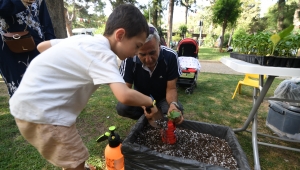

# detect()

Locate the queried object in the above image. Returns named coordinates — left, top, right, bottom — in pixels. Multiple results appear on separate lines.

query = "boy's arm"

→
left=110, top=82, right=153, bottom=107
left=37, top=39, right=63, bottom=53
left=110, top=82, right=158, bottom=117
left=37, top=41, right=52, bottom=53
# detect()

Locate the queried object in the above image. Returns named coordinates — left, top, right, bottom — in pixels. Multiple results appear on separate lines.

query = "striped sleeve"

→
left=119, top=58, right=127, bottom=77
left=119, top=58, right=134, bottom=84
left=161, top=46, right=182, bottom=77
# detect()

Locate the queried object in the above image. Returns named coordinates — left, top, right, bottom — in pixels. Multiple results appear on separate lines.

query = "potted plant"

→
left=231, top=25, right=300, bottom=68
left=160, top=110, right=181, bottom=145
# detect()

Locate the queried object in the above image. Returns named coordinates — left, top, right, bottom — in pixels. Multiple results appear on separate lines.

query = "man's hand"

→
left=168, top=104, right=184, bottom=125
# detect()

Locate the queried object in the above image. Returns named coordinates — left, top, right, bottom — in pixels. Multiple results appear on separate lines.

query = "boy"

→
left=9, top=4, right=157, bottom=170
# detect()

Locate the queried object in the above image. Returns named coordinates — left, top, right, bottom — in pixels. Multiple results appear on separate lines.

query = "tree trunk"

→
left=167, top=0, right=175, bottom=48
left=209, top=22, right=213, bottom=35
left=277, top=0, right=285, bottom=31
left=45, top=0, right=67, bottom=38
left=219, top=21, right=227, bottom=52
left=152, top=0, right=158, bottom=27
left=227, top=28, right=234, bottom=46
left=293, top=0, right=300, bottom=30
left=184, top=6, right=188, bottom=25
left=65, top=7, right=73, bottom=37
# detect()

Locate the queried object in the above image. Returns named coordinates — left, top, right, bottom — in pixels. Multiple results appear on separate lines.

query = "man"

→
left=117, top=24, right=184, bottom=124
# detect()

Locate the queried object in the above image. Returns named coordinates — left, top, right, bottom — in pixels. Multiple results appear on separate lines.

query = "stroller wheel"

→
left=185, top=88, right=193, bottom=94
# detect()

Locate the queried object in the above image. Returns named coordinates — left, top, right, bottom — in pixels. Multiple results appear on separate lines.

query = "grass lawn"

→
left=1, top=72, right=299, bottom=170
left=198, top=47, right=230, bottom=61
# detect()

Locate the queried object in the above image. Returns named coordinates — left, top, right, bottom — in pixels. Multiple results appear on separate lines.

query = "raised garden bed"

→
left=122, top=116, right=250, bottom=170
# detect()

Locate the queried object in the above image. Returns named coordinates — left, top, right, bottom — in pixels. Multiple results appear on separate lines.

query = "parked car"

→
left=72, top=28, right=96, bottom=36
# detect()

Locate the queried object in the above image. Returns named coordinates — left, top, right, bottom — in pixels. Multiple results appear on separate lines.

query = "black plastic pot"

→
left=255, top=56, right=268, bottom=66
left=292, top=58, right=300, bottom=68
left=279, top=58, right=288, bottom=67
left=230, top=53, right=258, bottom=64
left=232, top=54, right=297, bottom=68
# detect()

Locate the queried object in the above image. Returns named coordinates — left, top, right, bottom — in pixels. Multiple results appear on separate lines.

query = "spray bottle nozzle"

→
left=96, top=132, right=110, bottom=143
left=96, top=126, right=117, bottom=143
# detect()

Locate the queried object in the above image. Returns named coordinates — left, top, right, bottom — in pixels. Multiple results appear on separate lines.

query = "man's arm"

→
left=166, top=78, right=184, bottom=124
left=166, top=78, right=178, bottom=105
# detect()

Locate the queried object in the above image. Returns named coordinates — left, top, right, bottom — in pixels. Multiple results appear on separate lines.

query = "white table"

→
left=221, top=57, right=300, bottom=170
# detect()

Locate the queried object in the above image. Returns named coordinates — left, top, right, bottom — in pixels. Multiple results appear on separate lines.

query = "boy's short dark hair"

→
left=104, top=4, right=149, bottom=39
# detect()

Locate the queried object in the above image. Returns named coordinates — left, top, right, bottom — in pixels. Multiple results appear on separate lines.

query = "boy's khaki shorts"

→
left=15, top=118, right=89, bottom=168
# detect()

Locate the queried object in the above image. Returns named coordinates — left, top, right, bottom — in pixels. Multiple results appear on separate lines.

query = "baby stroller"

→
left=177, top=38, right=201, bottom=94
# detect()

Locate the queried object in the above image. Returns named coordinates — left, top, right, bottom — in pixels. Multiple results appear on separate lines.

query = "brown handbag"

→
left=3, top=31, right=36, bottom=53
left=3, top=6, right=36, bottom=53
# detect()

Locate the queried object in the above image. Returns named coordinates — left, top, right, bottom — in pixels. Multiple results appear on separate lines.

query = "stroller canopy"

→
left=177, top=38, right=199, bottom=57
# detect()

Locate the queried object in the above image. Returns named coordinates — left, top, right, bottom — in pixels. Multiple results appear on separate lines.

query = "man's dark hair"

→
left=104, top=4, right=149, bottom=39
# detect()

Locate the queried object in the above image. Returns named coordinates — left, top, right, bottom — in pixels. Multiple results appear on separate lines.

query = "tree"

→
left=64, top=0, right=105, bottom=36
left=277, top=0, right=286, bottom=31
left=46, top=0, right=67, bottom=38
left=72, top=4, right=106, bottom=29
left=236, top=0, right=261, bottom=31
left=178, top=24, right=188, bottom=38
left=144, top=0, right=164, bottom=28
left=211, top=0, right=242, bottom=51
left=109, top=0, right=137, bottom=9
left=264, top=1, right=298, bottom=32
left=179, top=0, right=197, bottom=25
left=167, top=0, right=175, bottom=47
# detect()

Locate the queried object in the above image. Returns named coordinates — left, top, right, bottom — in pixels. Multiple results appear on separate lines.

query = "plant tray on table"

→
left=231, top=25, right=300, bottom=68
left=121, top=115, right=250, bottom=170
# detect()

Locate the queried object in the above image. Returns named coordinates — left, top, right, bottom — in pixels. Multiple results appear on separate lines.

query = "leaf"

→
left=169, top=111, right=181, bottom=120
left=270, top=34, right=281, bottom=46
left=278, top=25, right=294, bottom=39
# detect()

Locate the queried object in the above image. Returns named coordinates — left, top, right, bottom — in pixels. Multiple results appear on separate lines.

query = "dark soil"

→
left=135, top=123, right=238, bottom=170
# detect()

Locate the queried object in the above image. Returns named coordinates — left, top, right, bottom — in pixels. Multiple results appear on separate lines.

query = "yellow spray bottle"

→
left=96, top=126, right=124, bottom=170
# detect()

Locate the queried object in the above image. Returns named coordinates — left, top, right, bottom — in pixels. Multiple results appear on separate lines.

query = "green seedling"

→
left=168, top=110, right=181, bottom=120
left=270, top=25, right=294, bottom=56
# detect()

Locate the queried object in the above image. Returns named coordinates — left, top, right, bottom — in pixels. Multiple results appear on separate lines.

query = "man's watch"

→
left=170, top=101, right=180, bottom=109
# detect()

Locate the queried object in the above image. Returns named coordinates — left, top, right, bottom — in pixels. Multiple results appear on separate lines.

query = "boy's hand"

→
left=143, top=106, right=158, bottom=120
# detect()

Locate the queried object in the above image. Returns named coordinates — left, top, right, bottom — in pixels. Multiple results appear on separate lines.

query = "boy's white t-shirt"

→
left=9, top=35, right=124, bottom=127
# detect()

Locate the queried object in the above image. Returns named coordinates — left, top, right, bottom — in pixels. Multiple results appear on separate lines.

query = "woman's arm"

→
left=0, top=0, right=27, bottom=16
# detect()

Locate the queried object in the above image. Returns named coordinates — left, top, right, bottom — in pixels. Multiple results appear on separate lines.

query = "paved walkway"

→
left=199, top=60, right=242, bottom=75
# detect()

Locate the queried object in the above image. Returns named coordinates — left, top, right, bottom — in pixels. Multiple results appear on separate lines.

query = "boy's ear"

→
left=115, top=28, right=126, bottom=42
